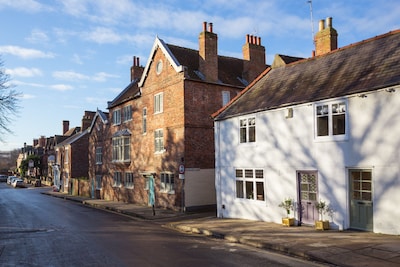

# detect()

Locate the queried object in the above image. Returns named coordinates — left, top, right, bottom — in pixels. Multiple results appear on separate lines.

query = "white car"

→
left=12, top=178, right=25, bottom=188
left=7, top=176, right=18, bottom=185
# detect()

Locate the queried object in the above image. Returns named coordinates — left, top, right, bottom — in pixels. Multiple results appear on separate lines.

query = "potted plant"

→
left=315, top=200, right=330, bottom=230
left=279, top=198, right=295, bottom=226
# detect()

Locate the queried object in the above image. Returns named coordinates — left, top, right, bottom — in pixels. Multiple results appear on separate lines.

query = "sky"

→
left=0, top=0, right=399, bottom=151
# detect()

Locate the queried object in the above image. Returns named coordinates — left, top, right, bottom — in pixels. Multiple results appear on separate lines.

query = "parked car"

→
left=12, top=178, right=25, bottom=188
left=7, top=176, right=18, bottom=185
left=0, top=174, right=8, bottom=182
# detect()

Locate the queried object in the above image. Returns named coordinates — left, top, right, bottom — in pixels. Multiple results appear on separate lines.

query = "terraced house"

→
left=213, top=18, right=400, bottom=235
left=89, top=22, right=267, bottom=211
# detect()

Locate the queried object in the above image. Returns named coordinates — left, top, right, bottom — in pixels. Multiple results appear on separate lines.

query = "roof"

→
left=55, top=128, right=89, bottom=148
left=214, top=30, right=400, bottom=120
left=108, top=79, right=140, bottom=109
left=138, top=36, right=265, bottom=88
left=88, top=109, right=109, bottom=134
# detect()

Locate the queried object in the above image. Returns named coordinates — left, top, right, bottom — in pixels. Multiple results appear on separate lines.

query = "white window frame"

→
left=112, top=136, right=130, bottom=162
left=239, top=117, right=256, bottom=143
left=314, top=99, right=348, bottom=141
left=142, top=108, right=147, bottom=134
left=235, top=168, right=265, bottom=201
left=154, top=93, right=163, bottom=114
left=154, top=129, right=164, bottom=153
left=122, top=105, right=132, bottom=122
left=160, top=172, right=175, bottom=194
left=95, top=147, right=102, bottom=165
left=112, top=109, right=121, bottom=125
left=95, top=175, right=102, bottom=189
left=125, top=172, right=134, bottom=189
left=113, top=172, right=122, bottom=187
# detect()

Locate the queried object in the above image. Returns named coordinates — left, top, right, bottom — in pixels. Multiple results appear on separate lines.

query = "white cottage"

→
left=213, top=20, right=400, bottom=235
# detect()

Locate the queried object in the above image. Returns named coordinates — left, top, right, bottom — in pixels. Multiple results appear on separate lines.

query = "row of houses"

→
left=21, top=18, right=400, bottom=235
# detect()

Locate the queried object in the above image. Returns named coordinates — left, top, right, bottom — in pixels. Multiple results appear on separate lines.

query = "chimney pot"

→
left=209, top=22, right=213, bottom=33
left=319, top=19, right=325, bottom=31
left=246, top=34, right=250, bottom=43
left=203, top=21, right=207, bottom=32
left=257, top=36, right=261, bottom=45
left=133, top=56, right=136, bottom=66
left=326, top=17, right=332, bottom=28
left=136, top=57, right=139, bottom=66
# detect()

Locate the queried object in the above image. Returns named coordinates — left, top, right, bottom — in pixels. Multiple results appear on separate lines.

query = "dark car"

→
left=0, top=174, right=8, bottom=182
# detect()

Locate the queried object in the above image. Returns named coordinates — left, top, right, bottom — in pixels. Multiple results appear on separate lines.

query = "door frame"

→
left=297, top=170, right=319, bottom=226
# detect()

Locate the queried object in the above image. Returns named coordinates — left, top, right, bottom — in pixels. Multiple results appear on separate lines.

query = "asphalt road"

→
left=0, top=183, right=327, bottom=267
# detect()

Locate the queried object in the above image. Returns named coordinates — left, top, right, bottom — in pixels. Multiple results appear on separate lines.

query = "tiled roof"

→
left=167, top=44, right=254, bottom=87
left=215, top=30, right=400, bottom=120
left=108, top=79, right=140, bottom=109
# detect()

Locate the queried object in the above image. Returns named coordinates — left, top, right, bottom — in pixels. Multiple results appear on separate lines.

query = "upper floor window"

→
left=222, top=91, right=230, bottom=106
left=95, top=147, right=102, bottom=164
left=122, top=105, right=132, bottom=122
left=112, top=109, right=121, bottom=125
left=154, top=93, right=163, bottom=114
left=315, top=101, right=347, bottom=140
left=154, top=129, right=164, bottom=153
left=235, top=168, right=265, bottom=201
left=240, top=117, right=256, bottom=143
left=112, top=136, right=130, bottom=162
left=160, top=172, right=175, bottom=194
left=142, top=108, right=147, bottom=134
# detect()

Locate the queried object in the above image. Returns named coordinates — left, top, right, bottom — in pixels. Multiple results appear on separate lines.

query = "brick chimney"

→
left=39, top=136, right=46, bottom=147
left=82, top=111, right=95, bottom=131
left=199, top=22, right=218, bottom=83
left=33, top=139, right=38, bottom=147
left=63, top=120, right=69, bottom=135
left=130, top=56, right=144, bottom=82
left=242, top=34, right=266, bottom=82
left=314, top=17, right=338, bottom=56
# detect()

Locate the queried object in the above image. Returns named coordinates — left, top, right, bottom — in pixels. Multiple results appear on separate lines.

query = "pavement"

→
left=42, top=189, right=400, bottom=267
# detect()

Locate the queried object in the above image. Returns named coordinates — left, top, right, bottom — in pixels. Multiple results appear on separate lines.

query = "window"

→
left=315, top=101, right=347, bottom=139
left=112, top=136, right=130, bottom=162
left=160, top=172, right=175, bottom=193
left=95, top=147, right=102, bottom=164
left=222, top=91, right=230, bottom=106
left=142, top=108, right=147, bottom=134
left=112, top=109, right=121, bottom=125
left=154, top=129, right=164, bottom=153
left=235, top=168, right=265, bottom=201
left=122, top=105, right=132, bottom=122
left=154, top=93, right=163, bottom=114
left=125, top=172, right=134, bottom=189
left=239, top=117, right=256, bottom=143
left=95, top=175, right=102, bottom=189
left=113, top=172, right=122, bottom=187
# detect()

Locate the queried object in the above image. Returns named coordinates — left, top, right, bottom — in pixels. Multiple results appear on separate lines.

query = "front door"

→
left=298, top=171, right=319, bottom=225
left=147, top=175, right=155, bottom=207
left=349, top=169, right=373, bottom=231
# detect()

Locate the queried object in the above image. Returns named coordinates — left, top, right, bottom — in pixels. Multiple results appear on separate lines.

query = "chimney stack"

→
left=242, top=34, right=266, bottom=82
left=199, top=21, right=218, bottom=83
left=130, top=56, right=144, bottom=82
left=314, top=17, right=338, bottom=56
left=63, top=120, right=69, bottom=135
left=82, top=111, right=95, bottom=131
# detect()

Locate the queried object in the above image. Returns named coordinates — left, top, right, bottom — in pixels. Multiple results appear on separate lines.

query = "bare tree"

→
left=0, top=57, right=20, bottom=141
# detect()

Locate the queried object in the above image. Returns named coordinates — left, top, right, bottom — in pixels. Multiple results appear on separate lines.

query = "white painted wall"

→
left=215, top=86, right=400, bottom=235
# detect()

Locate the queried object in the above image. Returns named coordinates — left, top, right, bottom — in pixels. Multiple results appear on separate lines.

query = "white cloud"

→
left=51, top=84, right=73, bottom=91
left=6, top=67, right=43, bottom=77
left=0, top=46, right=54, bottom=59
left=26, top=29, right=50, bottom=44
left=20, top=93, right=36, bottom=99
left=52, top=70, right=89, bottom=81
left=0, top=0, right=51, bottom=13
left=83, top=27, right=123, bottom=44
left=72, top=54, right=83, bottom=65
left=93, top=72, right=119, bottom=82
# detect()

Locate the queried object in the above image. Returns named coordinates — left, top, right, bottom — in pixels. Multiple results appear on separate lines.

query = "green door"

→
left=349, top=169, right=373, bottom=231
left=148, top=175, right=155, bottom=207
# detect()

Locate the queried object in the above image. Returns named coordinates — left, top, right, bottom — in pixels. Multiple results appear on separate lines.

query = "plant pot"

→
left=282, top=217, right=295, bottom=227
left=315, top=220, right=330, bottom=230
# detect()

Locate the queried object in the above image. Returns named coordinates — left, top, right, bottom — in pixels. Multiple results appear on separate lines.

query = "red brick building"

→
left=92, top=22, right=267, bottom=211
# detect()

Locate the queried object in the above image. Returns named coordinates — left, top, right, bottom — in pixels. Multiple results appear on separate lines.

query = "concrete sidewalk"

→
left=42, top=190, right=400, bottom=267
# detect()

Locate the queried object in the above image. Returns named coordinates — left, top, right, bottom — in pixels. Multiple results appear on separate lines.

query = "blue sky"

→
left=0, top=0, right=399, bottom=151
